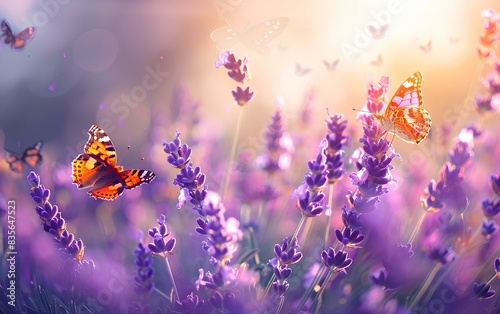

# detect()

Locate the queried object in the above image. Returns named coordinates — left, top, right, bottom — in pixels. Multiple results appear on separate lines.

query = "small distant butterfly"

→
left=277, top=43, right=288, bottom=52
left=373, top=72, right=431, bottom=144
left=323, top=59, right=339, bottom=72
left=210, top=17, right=288, bottom=54
left=295, top=63, right=312, bottom=77
left=419, top=40, right=432, bottom=53
left=450, top=36, right=461, bottom=45
left=1, top=19, right=35, bottom=50
left=370, top=54, right=383, bottom=67
left=367, top=24, right=389, bottom=40
left=71, top=125, right=156, bottom=200
left=4, top=141, right=43, bottom=172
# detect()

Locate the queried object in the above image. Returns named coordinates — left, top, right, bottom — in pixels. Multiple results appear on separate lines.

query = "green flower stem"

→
left=164, top=256, right=180, bottom=302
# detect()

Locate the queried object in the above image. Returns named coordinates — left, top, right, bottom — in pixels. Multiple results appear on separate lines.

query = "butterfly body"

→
left=1, top=20, right=35, bottom=50
left=374, top=72, right=431, bottom=144
left=4, top=142, right=43, bottom=172
left=71, top=125, right=155, bottom=200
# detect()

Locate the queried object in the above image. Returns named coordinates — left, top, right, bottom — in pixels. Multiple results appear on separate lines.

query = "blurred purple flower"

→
left=232, top=86, right=255, bottom=107
left=175, top=293, right=205, bottom=313
left=473, top=282, right=495, bottom=299
left=495, top=257, right=500, bottom=276
left=421, top=128, right=474, bottom=213
left=481, top=218, right=498, bottom=237
left=428, top=245, right=456, bottom=265
left=256, top=101, right=294, bottom=173
left=133, top=242, right=154, bottom=297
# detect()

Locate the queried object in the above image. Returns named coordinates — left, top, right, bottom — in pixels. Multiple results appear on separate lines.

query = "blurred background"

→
left=1, top=0, right=500, bottom=311
left=1, top=0, right=498, bottom=159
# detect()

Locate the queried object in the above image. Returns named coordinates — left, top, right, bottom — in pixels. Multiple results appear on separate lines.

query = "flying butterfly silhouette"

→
left=1, top=19, right=35, bottom=50
left=419, top=40, right=432, bottom=53
left=450, top=36, right=461, bottom=45
left=373, top=72, right=431, bottom=144
left=323, top=59, right=339, bottom=72
left=4, top=141, right=43, bottom=172
left=71, top=125, right=156, bottom=200
left=295, top=63, right=312, bottom=77
left=367, top=24, right=389, bottom=40
left=210, top=17, right=288, bottom=54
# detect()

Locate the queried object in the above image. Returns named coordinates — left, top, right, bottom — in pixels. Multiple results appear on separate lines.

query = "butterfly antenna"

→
left=352, top=108, right=372, bottom=114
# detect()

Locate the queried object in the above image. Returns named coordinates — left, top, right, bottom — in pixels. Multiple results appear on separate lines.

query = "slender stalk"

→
left=310, top=269, right=335, bottom=312
left=164, top=256, right=180, bottom=302
left=324, top=185, right=334, bottom=248
left=221, top=107, right=245, bottom=201
left=408, top=211, right=427, bottom=245
left=248, top=226, right=261, bottom=265
left=407, top=263, right=441, bottom=311
left=294, top=265, right=327, bottom=314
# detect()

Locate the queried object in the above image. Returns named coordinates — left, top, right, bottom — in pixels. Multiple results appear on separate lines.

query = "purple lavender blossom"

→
left=162, top=130, right=192, bottom=169
left=347, top=115, right=397, bottom=213
left=147, top=214, right=176, bottom=256
left=175, top=293, right=205, bottom=313
left=292, top=140, right=330, bottom=217
left=27, top=171, right=89, bottom=264
left=215, top=51, right=255, bottom=106
left=272, top=237, right=303, bottom=265
left=473, top=282, right=495, bottom=299
left=324, top=109, right=349, bottom=184
left=335, top=227, right=365, bottom=248
left=320, top=248, right=352, bottom=272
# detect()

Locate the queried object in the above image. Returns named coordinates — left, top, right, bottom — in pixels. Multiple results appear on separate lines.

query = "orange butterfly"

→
left=373, top=72, right=431, bottom=144
left=4, top=142, right=43, bottom=172
left=71, top=125, right=155, bottom=200
left=1, top=19, right=35, bottom=50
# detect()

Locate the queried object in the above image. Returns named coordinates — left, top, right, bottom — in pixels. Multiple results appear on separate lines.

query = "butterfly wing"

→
left=84, top=125, right=117, bottom=167
left=241, top=17, right=288, bottom=54
left=4, top=150, right=23, bottom=172
left=22, top=141, right=43, bottom=167
left=386, top=72, right=423, bottom=112
left=383, top=72, right=431, bottom=144
left=87, top=169, right=155, bottom=200
left=210, top=26, right=241, bottom=51
left=391, top=107, right=431, bottom=144
left=12, top=26, right=35, bottom=49
left=72, top=125, right=118, bottom=188
left=1, top=20, right=15, bottom=46
left=323, top=59, right=339, bottom=71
